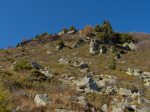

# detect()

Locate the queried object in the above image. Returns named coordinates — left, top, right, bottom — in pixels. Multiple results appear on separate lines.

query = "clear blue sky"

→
left=0, top=0, right=150, bottom=48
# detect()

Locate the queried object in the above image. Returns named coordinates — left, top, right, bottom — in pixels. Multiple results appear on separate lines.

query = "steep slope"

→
left=0, top=28, right=150, bottom=111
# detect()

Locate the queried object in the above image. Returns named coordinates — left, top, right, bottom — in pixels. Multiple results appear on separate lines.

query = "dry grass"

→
left=136, top=40, right=150, bottom=51
left=86, top=93, right=111, bottom=109
left=0, top=33, right=150, bottom=111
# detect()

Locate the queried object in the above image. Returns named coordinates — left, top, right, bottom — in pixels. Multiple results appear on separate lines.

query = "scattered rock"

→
left=138, top=97, right=150, bottom=104
left=46, top=51, right=53, bottom=54
left=128, top=42, right=137, bottom=51
left=75, top=75, right=99, bottom=92
left=105, top=86, right=118, bottom=95
left=34, top=94, right=49, bottom=106
left=40, top=68, right=53, bottom=78
left=58, top=58, right=70, bottom=64
left=122, top=42, right=137, bottom=51
left=126, top=68, right=150, bottom=87
left=96, top=77, right=117, bottom=88
left=78, top=96, right=87, bottom=106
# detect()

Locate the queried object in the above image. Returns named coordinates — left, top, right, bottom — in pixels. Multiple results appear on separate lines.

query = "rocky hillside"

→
left=0, top=22, right=150, bottom=112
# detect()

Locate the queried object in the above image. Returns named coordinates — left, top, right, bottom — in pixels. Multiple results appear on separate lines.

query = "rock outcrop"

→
left=89, top=39, right=100, bottom=54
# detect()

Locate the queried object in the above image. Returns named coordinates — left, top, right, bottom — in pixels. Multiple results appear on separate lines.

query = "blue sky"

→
left=0, top=0, right=150, bottom=48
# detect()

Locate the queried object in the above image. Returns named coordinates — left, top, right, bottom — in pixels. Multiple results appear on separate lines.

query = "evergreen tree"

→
left=102, top=20, right=114, bottom=42
left=62, top=28, right=68, bottom=33
left=69, top=26, right=76, bottom=31
left=94, top=25, right=102, bottom=32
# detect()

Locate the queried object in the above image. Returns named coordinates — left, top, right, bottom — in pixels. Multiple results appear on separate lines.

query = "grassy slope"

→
left=0, top=33, right=150, bottom=111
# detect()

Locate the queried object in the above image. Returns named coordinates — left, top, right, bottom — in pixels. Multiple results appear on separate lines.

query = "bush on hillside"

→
left=14, top=60, right=32, bottom=71
left=120, top=33, right=133, bottom=44
left=0, top=87, right=11, bottom=112
left=81, top=25, right=94, bottom=36
left=86, top=93, right=111, bottom=108
left=108, top=59, right=116, bottom=70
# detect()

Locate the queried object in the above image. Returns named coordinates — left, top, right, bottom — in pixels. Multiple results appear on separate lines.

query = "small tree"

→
left=94, top=25, right=102, bottom=33
left=69, top=26, right=76, bottom=31
left=41, top=32, right=49, bottom=36
left=96, top=32, right=105, bottom=42
left=101, top=20, right=114, bottom=42
left=102, top=20, right=113, bottom=34
left=14, top=59, right=32, bottom=71
left=62, top=28, right=68, bottom=33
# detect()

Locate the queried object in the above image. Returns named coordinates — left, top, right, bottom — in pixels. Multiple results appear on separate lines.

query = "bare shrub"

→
left=80, top=25, right=93, bottom=36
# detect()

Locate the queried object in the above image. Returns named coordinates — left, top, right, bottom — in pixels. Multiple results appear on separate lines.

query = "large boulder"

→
left=31, top=62, right=53, bottom=78
left=34, top=94, right=49, bottom=106
left=101, top=104, right=108, bottom=112
left=89, top=39, right=100, bottom=54
left=128, top=42, right=137, bottom=51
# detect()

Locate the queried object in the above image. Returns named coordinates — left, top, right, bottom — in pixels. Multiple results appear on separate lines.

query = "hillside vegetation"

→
left=0, top=21, right=150, bottom=112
